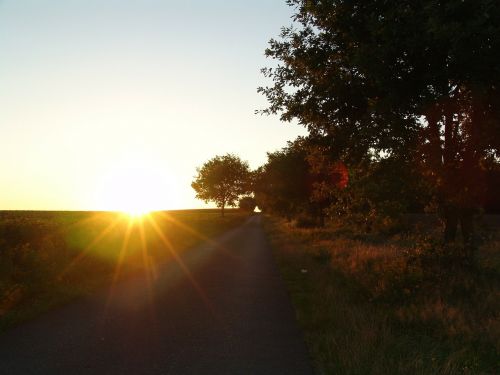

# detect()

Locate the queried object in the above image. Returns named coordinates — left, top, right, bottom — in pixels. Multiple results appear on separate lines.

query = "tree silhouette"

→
left=254, top=141, right=311, bottom=220
left=192, top=154, right=251, bottom=216
left=238, top=196, right=257, bottom=213
left=259, top=0, right=500, bottom=246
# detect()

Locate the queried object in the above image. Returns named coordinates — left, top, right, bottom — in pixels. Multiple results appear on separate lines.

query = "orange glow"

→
left=123, top=208, right=152, bottom=220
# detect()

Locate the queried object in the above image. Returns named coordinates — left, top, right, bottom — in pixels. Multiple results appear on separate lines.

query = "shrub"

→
left=238, top=196, right=257, bottom=213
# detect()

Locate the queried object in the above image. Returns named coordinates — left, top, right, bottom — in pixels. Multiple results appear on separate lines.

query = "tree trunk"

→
left=426, top=93, right=480, bottom=255
left=426, top=111, right=443, bottom=170
left=221, top=204, right=225, bottom=217
left=460, top=209, right=472, bottom=244
left=443, top=205, right=459, bottom=243
left=442, top=110, right=459, bottom=244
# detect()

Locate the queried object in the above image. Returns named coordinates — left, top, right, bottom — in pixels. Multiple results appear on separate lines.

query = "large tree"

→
left=259, top=0, right=500, bottom=245
left=192, top=154, right=251, bottom=216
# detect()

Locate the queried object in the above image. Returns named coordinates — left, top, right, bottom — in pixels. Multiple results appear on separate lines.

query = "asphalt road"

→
left=0, top=215, right=313, bottom=374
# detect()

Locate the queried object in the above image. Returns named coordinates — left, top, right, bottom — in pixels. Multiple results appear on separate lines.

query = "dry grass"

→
left=0, top=209, right=246, bottom=332
left=264, top=217, right=500, bottom=374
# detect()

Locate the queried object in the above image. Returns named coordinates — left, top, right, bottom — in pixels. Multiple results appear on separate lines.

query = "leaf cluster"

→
left=259, top=0, right=500, bottom=160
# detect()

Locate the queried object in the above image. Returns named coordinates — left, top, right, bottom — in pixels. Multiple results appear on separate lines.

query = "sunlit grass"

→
left=0, top=209, right=247, bottom=332
left=264, top=216, right=500, bottom=375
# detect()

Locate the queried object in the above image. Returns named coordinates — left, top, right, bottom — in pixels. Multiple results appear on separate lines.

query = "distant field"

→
left=0, top=209, right=246, bottom=332
left=264, top=215, right=500, bottom=375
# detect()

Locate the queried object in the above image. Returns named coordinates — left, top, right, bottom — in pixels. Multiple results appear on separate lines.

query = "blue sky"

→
left=0, top=0, right=306, bottom=210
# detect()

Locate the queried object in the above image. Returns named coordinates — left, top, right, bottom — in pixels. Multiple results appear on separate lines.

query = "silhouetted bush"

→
left=238, top=196, right=257, bottom=213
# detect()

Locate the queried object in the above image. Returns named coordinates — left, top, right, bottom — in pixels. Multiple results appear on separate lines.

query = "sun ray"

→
left=156, top=211, right=213, bottom=244
left=146, top=214, right=217, bottom=316
left=70, top=211, right=114, bottom=228
left=138, top=219, right=158, bottom=281
left=110, top=219, right=133, bottom=286
left=103, top=218, right=134, bottom=314
left=155, top=211, right=238, bottom=260
left=138, top=218, right=158, bottom=320
left=59, top=216, right=122, bottom=279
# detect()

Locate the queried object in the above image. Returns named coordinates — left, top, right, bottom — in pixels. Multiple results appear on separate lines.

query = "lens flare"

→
left=123, top=207, right=152, bottom=220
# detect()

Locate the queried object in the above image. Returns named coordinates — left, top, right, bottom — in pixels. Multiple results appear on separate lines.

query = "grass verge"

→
left=263, top=216, right=499, bottom=375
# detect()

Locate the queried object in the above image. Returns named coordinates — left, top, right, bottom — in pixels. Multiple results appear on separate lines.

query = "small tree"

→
left=239, top=196, right=257, bottom=213
left=253, top=140, right=312, bottom=220
left=192, top=154, right=251, bottom=216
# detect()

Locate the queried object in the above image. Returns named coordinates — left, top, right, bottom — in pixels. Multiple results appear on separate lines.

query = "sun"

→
left=118, top=197, right=154, bottom=219
left=123, top=206, right=151, bottom=220
left=94, top=154, right=179, bottom=214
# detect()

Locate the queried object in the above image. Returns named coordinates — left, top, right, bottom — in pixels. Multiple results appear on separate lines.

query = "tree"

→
left=239, top=196, right=257, bottom=213
left=254, top=140, right=312, bottom=220
left=259, top=0, right=500, bottom=246
left=192, top=154, right=251, bottom=216
left=301, top=135, right=427, bottom=231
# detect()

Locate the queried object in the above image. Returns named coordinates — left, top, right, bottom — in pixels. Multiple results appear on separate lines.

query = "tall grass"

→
left=0, top=210, right=246, bottom=332
left=264, top=217, right=499, bottom=374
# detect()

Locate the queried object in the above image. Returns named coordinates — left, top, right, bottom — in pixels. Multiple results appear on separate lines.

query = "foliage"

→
left=191, top=154, right=251, bottom=216
left=238, top=196, right=257, bottom=213
left=259, top=0, right=500, bottom=243
left=254, top=135, right=430, bottom=231
left=253, top=140, right=312, bottom=219
left=251, top=138, right=329, bottom=224
left=325, top=157, right=431, bottom=234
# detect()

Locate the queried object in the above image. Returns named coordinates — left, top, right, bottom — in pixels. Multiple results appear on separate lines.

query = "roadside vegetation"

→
left=0, top=209, right=246, bottom=332
left=264, top=215, right=499, bottom=374
left=247, top=3, right=500, bottom=371
left=188, top=2, right=500, bottom=373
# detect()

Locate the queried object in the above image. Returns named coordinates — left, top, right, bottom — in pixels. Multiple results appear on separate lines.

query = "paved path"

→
left=0, top=216, right=313, bottom=374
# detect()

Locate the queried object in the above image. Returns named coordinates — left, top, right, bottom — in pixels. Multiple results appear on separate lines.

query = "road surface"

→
left=0, top=215, right=313, bottom=374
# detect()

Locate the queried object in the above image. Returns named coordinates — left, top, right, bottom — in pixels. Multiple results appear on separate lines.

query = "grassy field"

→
left=264, top=216, right=500, bottom=375
left=0, top=209, right=246, bottom=332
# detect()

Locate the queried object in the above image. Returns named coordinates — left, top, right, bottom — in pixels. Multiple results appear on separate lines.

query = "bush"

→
left=238, top=196, right=257, bottom=213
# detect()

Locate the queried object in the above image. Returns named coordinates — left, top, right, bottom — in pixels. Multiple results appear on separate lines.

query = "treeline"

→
left=194, top=0, right=500, bottom=256
left=193, top=143, right=499, bottom=233
left=256, top=137, right=500, bottom=224
left=253, top=137, right=428, bottom=231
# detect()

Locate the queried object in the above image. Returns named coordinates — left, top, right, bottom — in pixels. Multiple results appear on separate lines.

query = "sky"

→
left=0, top=0, right=306, bottom=211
